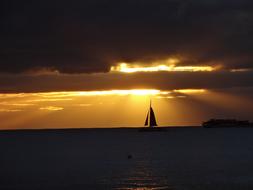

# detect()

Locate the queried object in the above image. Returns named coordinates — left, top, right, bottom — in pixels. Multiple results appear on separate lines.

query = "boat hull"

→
left=138, top=127, right=167, bottom=132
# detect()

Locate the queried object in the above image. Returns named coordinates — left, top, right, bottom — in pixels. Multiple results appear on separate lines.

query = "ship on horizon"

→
left=202, top=119, right=253, bottom=128
left=144, top=100, right=158, bottom=128
left=139, top=100, right=166, bottom=132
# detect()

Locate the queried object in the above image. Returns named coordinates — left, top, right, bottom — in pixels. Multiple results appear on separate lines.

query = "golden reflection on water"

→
left=112, top=171, right=170, bottom=190
left=111, top=160, right=170, bottom=190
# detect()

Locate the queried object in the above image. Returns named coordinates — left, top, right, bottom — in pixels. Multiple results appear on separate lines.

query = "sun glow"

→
left=110, top=62, right=216, bottom=73
left=0, top=88, right=251, bottom=130
left=0, top=88, right=209, bottom=129
left=23, top=89, right=207, bottom=98
left=77, top=89, right=162, bottom=96
left=0, top=89, right=207, bottom=100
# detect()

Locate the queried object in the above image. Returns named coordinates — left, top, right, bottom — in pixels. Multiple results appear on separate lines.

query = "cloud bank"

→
left=0, top=71, right=252, bottom=93
left=0, top=0, right=253, bottom=74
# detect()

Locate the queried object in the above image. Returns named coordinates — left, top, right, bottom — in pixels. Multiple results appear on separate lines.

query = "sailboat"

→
left=139, top=100, right=166, bottom=132
left=144, top=100, right=158, bottom=127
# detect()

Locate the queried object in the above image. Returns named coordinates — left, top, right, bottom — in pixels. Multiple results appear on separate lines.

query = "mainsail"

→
left=150, top=107, right=157, bottom=127
left=144, top=100, right=158, bottom=127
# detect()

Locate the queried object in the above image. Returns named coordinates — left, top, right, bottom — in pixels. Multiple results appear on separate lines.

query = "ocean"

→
left=1, top=127, right=253, bottom=190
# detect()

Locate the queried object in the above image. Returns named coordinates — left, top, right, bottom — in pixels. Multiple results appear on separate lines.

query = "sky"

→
left=0, top=0, right=253, bottom=129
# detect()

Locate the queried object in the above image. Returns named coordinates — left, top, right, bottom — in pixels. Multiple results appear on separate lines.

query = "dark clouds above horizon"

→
left=0, top=71, right=253, bottom=93
left=1, top=0, right=253, bottom=74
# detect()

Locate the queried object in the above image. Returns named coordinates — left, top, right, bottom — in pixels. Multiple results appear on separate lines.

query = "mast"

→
left=149, top=99, right=151, bottom=127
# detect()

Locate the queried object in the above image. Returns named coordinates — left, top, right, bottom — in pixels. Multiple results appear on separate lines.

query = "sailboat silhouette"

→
left=139, top=100, right=166, bottom=132
left=144, top=100, right=158, bottom=127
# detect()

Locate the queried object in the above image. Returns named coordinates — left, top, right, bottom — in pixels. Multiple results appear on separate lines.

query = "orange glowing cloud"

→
left=0, top=108, right=23, bottom=112
left=110, top=59, right=217, bottom=73
left=173, top=89, right=207, bottom=94
left=39, top=106, right=64, bottom=111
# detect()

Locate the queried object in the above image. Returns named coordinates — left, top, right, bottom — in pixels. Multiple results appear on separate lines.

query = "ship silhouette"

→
left=139, top=100, right=166, bottom=132
left=144, top=100, right=158, bottom=127
left=202, top=119, right=253, bottom=128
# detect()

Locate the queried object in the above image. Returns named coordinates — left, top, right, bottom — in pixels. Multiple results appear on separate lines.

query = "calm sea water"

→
left=1, top=127, right=253, bottom=190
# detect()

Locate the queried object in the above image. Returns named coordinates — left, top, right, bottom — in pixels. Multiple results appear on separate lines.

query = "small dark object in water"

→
left=127, top=154, right=132, bottom=159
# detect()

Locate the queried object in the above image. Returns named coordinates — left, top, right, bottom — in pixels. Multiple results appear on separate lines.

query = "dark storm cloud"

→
left=0, top=0, right=253, bottom=73
left=1, top=71, right=253, bottom=93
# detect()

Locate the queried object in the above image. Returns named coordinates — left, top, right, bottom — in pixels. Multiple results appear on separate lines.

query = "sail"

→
left=149, top=107, right=157, bottom=127
left=144, top=111, right=149, bottom=126
left=144, top=100, right=158, bottom=127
